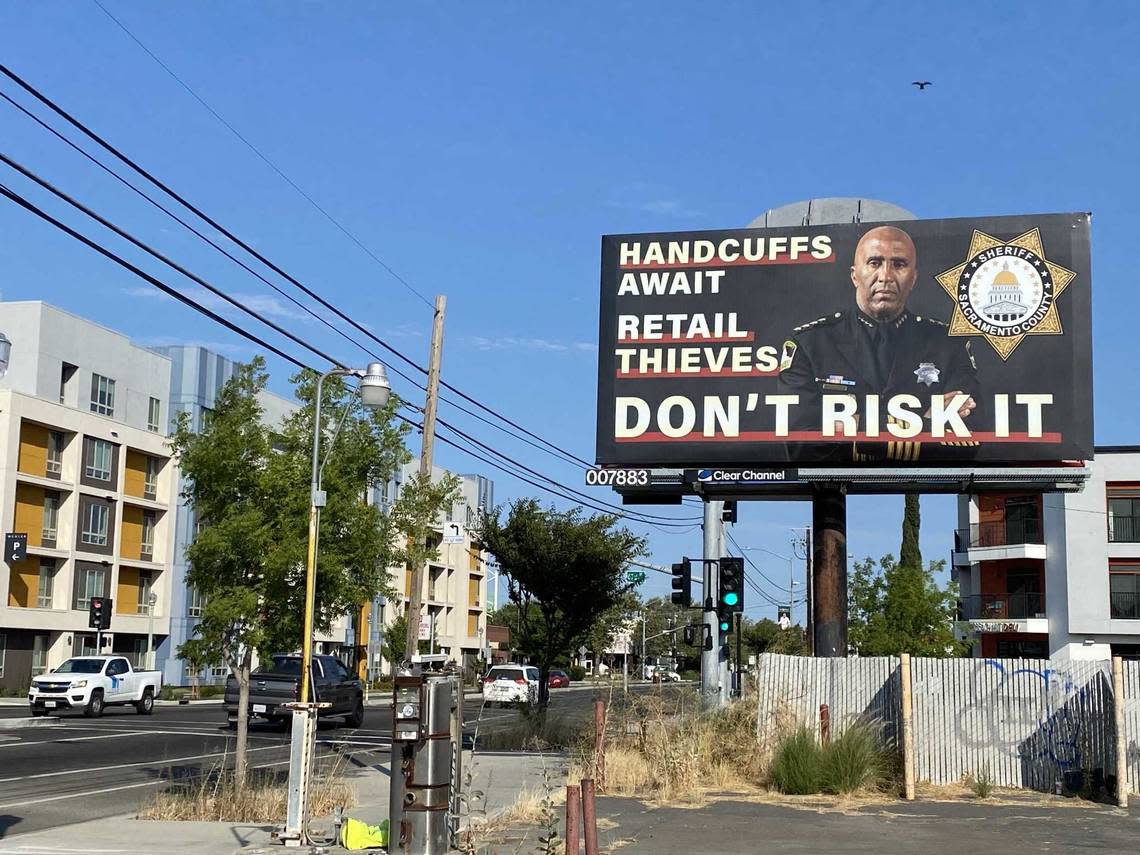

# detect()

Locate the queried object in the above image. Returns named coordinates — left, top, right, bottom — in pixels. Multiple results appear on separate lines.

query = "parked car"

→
left=547, top=669, right=571, bottom=689
left=482, top=664, right=539, bottom=706
left=28, top=655, right=162, bottom=717
left=223, top=653, right=364, bottom=728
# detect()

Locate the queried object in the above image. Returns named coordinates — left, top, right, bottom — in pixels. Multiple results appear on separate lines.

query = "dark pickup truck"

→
left=223, top=653, right=365, bottom=728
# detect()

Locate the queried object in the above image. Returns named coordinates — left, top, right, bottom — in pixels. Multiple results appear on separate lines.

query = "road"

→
left=0, top=683, right=655, bottom=839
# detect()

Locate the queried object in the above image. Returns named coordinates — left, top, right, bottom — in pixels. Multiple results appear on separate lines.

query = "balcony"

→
left=1110, top=592, right=1140, bottom=620
left=953, top=517, right=1046, bottom=565
left=959, top=592, right=1046, bottom=621
left=1108, top=515, right=1140, bottom=544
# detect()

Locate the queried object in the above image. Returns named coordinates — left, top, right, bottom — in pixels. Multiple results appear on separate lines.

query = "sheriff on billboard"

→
left=595, top=213, right=1092, bottom=467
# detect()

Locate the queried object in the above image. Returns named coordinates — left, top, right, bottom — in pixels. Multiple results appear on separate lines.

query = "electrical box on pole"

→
left=717, top=557, right=744, bottom=634
left=670, top=559, right=692, bottom=608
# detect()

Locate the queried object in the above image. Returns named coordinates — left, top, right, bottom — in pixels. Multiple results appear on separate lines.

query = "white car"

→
left=482, top=665, right=539, bottom=706
left=29, top=655, right=162, bottom=717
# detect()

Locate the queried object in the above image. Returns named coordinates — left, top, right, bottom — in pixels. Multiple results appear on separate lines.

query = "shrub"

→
left=769, top=727, right=824, bottom=795
left=970, top=765, right=995, bottom=799
left=568, top=665, right=586, bottom=682
left=820, top=722, right=887, bottom=795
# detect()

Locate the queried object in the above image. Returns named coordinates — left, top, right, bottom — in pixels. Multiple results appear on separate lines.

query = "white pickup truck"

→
left=28, top=655, right=162, bottom=717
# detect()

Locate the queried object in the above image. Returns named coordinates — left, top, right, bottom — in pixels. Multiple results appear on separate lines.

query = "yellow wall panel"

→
left=123, top=450, right=148, bottom=498
left=18, top=422, right=49, bottom=477
left=468, top=575, right=479, bottom=604
left=14, top=483, right=45, bottom=548
left=120, top=505, right=143, bottom=560
left=116, top=566, right=139, bottom=614
left=7, top=557, right=39, bottom=607
left=467, top=611, right=478, bottom=637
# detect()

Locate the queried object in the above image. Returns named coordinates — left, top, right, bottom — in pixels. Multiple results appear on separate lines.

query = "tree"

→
left=382, top=611, right=429, bottom=674
left=171, top=358, right=420, bottom=785
left=638, top=597, right=690, bottom=658
left=847, top=555, right=965, bottom=657
left=900, top=494, right=922, bottom=570
left=477, top=499, right=646, bottom=708
left=742, top=617, right=808, bottom=657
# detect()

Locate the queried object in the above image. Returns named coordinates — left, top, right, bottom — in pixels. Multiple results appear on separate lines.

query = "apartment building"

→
left=152, top=345, right=297, bottom=686
left=952, top=446, right=1140, bottom=660
left=0, top=302, right=177, bottom=691
left=365, top=463, right=495, bottom=677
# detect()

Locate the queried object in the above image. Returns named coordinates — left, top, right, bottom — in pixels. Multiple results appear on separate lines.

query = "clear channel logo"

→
left=695, top=469, right=789, bottom=484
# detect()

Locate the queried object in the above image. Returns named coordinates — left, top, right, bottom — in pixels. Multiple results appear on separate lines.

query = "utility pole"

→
left=404, top=295, right=447, bottom=661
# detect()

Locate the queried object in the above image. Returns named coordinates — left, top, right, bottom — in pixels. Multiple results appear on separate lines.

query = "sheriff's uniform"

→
left=776, top=309, right=980, bottom=463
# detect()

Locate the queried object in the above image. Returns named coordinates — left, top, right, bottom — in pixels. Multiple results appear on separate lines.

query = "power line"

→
left=91, top=0, right=434, bottom=310
left=0, top=175, right=703, bottom=532
left=0, top=63, right=596, bottom=474
left=724, top=530, right=795, bottom=596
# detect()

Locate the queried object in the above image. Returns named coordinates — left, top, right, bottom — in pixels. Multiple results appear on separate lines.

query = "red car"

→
left=547, top=669, right=571, bottom=689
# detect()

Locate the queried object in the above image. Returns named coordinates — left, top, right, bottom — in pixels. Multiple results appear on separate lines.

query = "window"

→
left=46, top=431, right=64, bottom=477
left=187, top=585, right=205, bottom=618
left=140, top=511, right=156, bottom=559
left=1110, top=567, right=1140, bottom=619
left=59, top=362, right=76, bottom=405
left=81, top=502, right=109, bottom=547
left=90, top=373, right=115, bottom=416
left=42, top=491, right=60, bottom=542
left=144, top=457, right=159, bottom=500
left=36, top=559, right=55, bottom=609
left=85, top=439, right=113, bottom=482
left=147, top=397, right=161, bottom=433
left=137, top=569, right=154, bottom=614
left=75, top=565, right=106, bottom=610
left=32, top=634, right=49, bottom=676
left=1108, top=488, right=1140, bottom=543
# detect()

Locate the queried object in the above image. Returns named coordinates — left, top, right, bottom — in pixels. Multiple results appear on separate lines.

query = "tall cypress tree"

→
left=900, top=493, right=922, bottom=570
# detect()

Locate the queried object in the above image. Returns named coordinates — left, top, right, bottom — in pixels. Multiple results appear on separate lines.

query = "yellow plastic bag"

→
left=341, top=817, right=389, bottom=850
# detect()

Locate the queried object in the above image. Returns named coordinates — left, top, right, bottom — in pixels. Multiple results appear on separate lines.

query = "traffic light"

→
left=721, top=501, right=738, bottom=524
left=670, top=559, right=692, bottom=608
left=88, top=596, right=112, bottom=630
left=683, top=624, right=695, bottom=646
left=717, top=557, right=744, bottom=632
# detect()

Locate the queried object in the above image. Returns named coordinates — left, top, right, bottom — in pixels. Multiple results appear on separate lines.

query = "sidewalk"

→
left=0, top=751, right=563, bottom=854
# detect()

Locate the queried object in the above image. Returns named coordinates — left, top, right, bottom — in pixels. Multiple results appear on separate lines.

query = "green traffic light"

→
left=722, top=592, right=739, bottom=607
left=719, top=621, right=730, bottom=632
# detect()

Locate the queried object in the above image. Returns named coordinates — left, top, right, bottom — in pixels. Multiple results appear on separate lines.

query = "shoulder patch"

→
left=779, top=340, right=797, bottom=371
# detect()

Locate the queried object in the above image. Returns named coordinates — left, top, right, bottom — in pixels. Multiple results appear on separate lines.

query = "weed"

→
left=769, top=727, right=824, bottom=795
left=970, top=764, right=995, bottom=799
left=820, top=722, right=887, bottom=795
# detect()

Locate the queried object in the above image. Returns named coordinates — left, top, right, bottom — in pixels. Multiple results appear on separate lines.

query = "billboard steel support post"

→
left=812, top=488, right=847, bottom=657
left=701, top=500, right=726, bottom=709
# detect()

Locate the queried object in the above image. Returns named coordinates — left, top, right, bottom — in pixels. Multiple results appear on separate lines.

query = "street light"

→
left=0, top=331, right=11, bottom=378
left=284, top=362, right=392, bottom=846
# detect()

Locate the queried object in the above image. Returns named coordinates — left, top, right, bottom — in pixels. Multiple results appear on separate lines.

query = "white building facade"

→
left=953, top=446, right=1140, bottom=660
left=0, top=302, right=178, bottom=690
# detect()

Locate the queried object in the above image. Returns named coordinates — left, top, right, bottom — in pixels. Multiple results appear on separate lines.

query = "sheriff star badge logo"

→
left=935, top=228, right=1076, bottom=360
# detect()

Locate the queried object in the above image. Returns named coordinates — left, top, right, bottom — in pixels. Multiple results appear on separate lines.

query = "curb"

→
left=157, top=698, right=223, bottom=706
left=0, top=716, right=62, bottom=729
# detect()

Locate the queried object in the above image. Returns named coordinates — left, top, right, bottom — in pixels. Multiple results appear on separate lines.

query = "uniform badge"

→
left=779, top=340, right=797, bottom=371
left=914, top=363, right=940, bottom=386
left=936, top=227, right=1076, bottom=360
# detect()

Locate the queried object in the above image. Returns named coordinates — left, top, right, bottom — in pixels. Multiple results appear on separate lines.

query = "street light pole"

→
left=146, top=590, right=158, bottom=670
left=283, top=362, right=390, bottom=847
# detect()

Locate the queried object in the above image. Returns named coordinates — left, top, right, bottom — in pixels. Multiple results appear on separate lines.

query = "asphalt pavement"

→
left=0, top=681, right=646, bottom=841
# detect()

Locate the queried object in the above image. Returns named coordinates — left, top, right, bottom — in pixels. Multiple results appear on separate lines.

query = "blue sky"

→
left=1, top=2, right=1136, bottom=619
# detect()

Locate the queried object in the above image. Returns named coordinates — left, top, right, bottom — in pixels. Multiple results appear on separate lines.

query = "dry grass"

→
left=570, top=689, right=766, bottom=803
left=139, top=761, right=355, bottom=823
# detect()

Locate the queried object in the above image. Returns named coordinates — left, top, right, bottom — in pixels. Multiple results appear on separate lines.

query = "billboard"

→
left=595, top=213, right=1092, bottom=467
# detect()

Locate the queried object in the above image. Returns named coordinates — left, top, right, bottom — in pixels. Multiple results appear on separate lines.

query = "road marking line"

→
left=0, top=728, right=285, bottom=747
left=0, top=747, right=389, bottom=811
left=0, top=744, right=283, bottom=783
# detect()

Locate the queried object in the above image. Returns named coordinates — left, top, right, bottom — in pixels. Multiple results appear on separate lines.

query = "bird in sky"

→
left=912, top=81, right=932, bottom=90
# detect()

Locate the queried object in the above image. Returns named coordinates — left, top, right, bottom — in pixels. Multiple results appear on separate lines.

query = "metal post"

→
left=804, top=527, right=813, bottom=656
left=701, top=501, right=723, bottom=709
left=581, top=779, right=599, bottom=855
left=641, top=611, right=646, bottom=681
left=565, top=785, right=581, bottom=855
left=147, top=605, right=155, bottom=670
left=812, top=488, right=847, bottom=657
left=405, top=295, right=447, bottom=661
left=714, top=504, right=730, bottom=705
